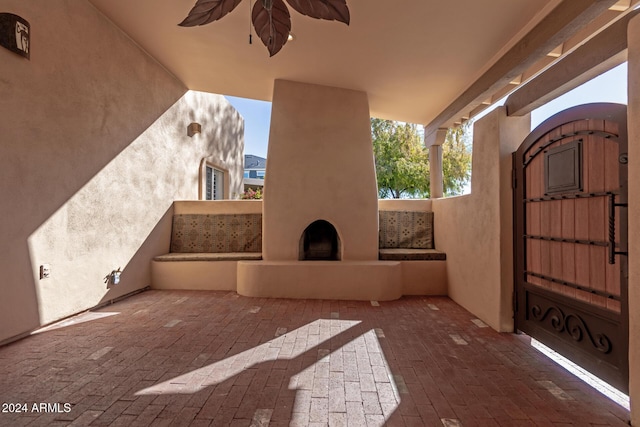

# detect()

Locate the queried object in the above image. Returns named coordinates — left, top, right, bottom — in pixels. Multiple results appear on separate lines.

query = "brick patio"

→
left=0, top=290, right=631, bottom=426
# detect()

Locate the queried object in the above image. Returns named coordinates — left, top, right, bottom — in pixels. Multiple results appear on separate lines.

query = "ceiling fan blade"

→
left=285, top=0, right=349, bottom=24
left=179, top=0, right=244, bottom=27
left=252, top=0, right=291, bottom=56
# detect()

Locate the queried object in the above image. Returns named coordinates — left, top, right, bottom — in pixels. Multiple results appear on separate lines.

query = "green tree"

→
left=371, top=118, right=472, bottom=198
left=442, top=124, right=472, bottom=196
left=371, top=119, right=429, bottom=199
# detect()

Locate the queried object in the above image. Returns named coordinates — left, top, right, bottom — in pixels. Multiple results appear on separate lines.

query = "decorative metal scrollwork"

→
left=530, top=305, right=612, bottom=354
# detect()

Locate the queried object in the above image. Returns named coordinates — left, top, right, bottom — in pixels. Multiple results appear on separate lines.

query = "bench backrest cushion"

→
left=171, top=214, right=262, bottom=253
left=379, top=210, right=433, bottom=249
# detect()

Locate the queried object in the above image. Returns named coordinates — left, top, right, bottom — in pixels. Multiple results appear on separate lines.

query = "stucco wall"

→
left=378, top=199, right=433, bottom=212
left=627, top=14, right=639, bottom=425
left=432, top=108, right=530, bottom=332
left=0, top=0, right=243, bottom=343
left=173, top=200, right=262, bottom=215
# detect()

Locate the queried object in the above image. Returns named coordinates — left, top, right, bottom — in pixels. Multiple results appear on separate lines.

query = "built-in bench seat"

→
left=152, top=201, right=446, bottom=296
left=378, top=210, right=443, bottom=256
left=378, top=209, right=447, bottom=295
left=154, top=252, right=263, bottom=262
left=153, top=212, right=262, bottom=262
left=151, top=206, right=263, bottom=291
left=378, top=248, right=446, bottom=261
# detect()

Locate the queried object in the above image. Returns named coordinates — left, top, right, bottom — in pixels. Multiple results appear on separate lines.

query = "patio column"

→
left=424, top=128, right=447, bottom=199
left=627, top=13, right=640, bottom=425
left=468, top=107, right=529, bottom=331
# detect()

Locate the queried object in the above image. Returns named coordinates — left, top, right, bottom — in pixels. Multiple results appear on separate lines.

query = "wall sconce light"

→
left=187, top=122, right=202, bottom=137
left=0, top=13, right=30, bottom=60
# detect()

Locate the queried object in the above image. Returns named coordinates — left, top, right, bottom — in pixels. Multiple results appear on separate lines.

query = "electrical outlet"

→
left=40, top=264, right=51, bottom=279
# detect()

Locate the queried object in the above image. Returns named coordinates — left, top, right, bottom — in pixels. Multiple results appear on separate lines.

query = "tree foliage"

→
left=442, top=124, right=472, bottom=196
left=371, top=118, right=472, bottom=199
left=371, top=119, right=429, bottom=199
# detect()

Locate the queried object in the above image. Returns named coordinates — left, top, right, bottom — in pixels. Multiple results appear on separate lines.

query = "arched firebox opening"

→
left=299, top=220, right=341, bottom=261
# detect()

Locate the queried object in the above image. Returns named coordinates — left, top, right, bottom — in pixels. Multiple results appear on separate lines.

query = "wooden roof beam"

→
left=610, top=0, right=632, bottom=11
left=424, top=0, right=618, bottom=138
left=506, top=7, right=639, bottom=117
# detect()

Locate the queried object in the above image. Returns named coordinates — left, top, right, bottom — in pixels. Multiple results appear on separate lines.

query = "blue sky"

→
left=225, top=62, right=628, bottom=158
left=530, top=62, right=627, bottom=128
left=224, top=96, right=272, bottom=158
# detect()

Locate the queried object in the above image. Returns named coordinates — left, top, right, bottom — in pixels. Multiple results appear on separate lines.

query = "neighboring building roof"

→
left=243, top=178, right=265, bottom=189
left=244, top=154, right=266, bottom=170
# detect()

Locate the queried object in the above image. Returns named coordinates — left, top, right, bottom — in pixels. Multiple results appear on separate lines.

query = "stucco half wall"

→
left=0, top=0, right=244, bottom=344
left=152, top=201, right=262, bottom=291
left=432, top=107, right=530, bottom=332
left=378, top=198, right=445, bottom=296
left=378, top=199, right=433, bottom=212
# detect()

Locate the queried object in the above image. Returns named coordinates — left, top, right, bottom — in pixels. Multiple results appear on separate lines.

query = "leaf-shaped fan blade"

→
left=179, top=0, right=243, bottom=27
left=252, top=0, right=292, bottom=56
left=285, top=0, right=349, bottom=24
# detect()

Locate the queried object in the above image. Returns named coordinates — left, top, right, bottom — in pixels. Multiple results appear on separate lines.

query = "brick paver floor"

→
left=0, top=290, right=631, bottom=426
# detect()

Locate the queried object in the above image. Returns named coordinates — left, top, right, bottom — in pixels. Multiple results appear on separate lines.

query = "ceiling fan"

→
left=179, top=0, right=350, bottom=57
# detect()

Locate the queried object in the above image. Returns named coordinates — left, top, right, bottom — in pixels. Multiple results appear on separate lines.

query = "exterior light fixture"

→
left=0, top=13, right=30, bottom=59
left=187, top=122, right=202, bottom=137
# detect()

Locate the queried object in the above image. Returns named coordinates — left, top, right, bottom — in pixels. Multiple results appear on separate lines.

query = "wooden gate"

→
left=513, top=103, right=628, bottom=392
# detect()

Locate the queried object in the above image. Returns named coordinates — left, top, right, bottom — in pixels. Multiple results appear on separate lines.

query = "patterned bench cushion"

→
left=379, top=210, right=433, bottom=249
left=154, top=252, right=262, bottom=262
left=171, top=214, right=262, bottom=253
left=379, top=248, right=446, bottom=261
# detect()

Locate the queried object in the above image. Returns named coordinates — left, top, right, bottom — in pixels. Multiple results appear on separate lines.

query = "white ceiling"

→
left=89, top=0, right=558, bottom=124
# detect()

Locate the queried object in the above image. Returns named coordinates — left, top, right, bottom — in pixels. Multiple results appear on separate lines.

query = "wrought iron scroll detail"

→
left=530, top=305, right=612, bottom=353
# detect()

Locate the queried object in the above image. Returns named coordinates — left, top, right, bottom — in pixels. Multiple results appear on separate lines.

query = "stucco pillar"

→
left=425, top=128, right=447, bottom=199
left=431, top=108, right=529, bottom=332
left=473, top=107, right=530, bottom=331
left=627, top=13, right=640, bottom=426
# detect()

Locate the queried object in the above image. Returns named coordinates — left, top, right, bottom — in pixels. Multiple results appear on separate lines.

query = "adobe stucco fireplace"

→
left=237, top=80, right=401, bottom=300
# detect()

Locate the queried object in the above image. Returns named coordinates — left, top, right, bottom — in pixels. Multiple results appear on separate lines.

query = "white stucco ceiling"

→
left=89, top=0, right=560, bottom=125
